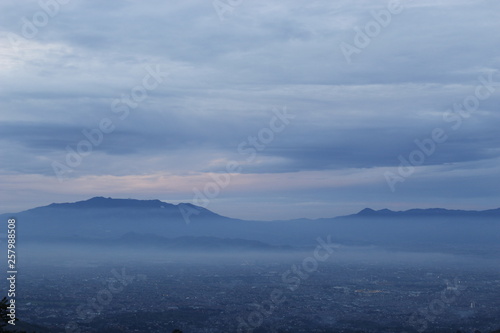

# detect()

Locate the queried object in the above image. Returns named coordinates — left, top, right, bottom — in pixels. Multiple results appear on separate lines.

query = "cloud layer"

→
left=1, top=0, right=499, bottom=219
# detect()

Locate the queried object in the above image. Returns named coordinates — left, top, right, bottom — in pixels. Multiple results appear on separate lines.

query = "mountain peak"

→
left=38, top=197, right=230, bottom=221
left=357, top=208, right=377, bottom=216
left=46, top=197, right=173, bottom=210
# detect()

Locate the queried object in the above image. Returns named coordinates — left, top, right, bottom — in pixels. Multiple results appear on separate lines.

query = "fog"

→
left=11, top=241, right=498, bottom=271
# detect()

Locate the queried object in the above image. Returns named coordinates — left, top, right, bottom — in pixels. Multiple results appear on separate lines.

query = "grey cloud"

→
left=1, top=0, right=499, bottom=217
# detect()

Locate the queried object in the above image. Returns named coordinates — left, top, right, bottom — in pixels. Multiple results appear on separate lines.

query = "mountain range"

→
left=1, top=197, right=499, bottom=255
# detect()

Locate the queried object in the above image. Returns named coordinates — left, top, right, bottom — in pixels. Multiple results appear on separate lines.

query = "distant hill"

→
left=1, top=197, right=499, bottom=255
left=6, top=196, right=500, bottom=222
left=23, top=196, right=226, bottom=221
left=344, top=207, right=500, bottom=219
left=59, top=232, right=291, bottom=252
left=0, top=196, right=243, bottom=241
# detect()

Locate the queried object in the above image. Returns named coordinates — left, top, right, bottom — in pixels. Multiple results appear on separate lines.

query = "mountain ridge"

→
left=2, top=197, right=499, bottom=255
left=4, top=196, right=500, bottom=221
left=342, top=206, right=500, bottom=219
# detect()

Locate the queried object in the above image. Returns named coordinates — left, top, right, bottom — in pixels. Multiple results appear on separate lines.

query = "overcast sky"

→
left=1, top=0, right=499, bottom=220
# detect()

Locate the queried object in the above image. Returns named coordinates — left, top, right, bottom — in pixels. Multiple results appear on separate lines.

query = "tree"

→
left=0, top=297, right=29, bottom=333
left=0, top=297, right=10, bottom=330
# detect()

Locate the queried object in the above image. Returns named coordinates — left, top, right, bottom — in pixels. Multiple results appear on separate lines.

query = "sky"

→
left=0, top=0, right=499, bottom=220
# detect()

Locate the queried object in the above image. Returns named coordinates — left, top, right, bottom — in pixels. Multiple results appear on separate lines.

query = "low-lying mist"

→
left=11, top=241, right=498, bottom=272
